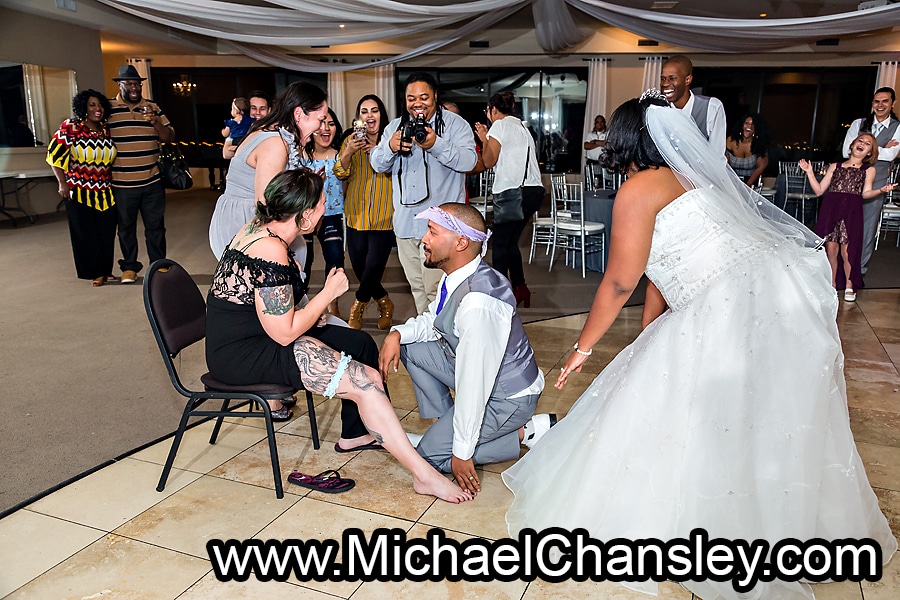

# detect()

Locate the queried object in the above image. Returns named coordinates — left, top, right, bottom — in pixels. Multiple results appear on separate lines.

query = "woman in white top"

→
left=475, top=91, right=544, bottom=308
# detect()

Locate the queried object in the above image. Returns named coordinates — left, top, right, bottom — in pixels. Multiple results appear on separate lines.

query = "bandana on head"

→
left=414, top=206, right=492, bottom=257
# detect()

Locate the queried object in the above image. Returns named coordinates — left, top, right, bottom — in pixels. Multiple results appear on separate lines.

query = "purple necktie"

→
left=436, top=280, right=448, bottom=314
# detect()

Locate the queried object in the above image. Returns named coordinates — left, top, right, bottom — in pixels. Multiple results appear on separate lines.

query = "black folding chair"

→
left=143, top=259, right=318, bottom=499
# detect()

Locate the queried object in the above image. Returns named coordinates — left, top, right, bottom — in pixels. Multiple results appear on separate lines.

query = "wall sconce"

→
left=172, top=75, right=196, bottom=97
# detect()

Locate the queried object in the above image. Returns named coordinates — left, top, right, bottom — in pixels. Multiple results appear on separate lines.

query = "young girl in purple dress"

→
left=800, top=133, right=895, bottom=301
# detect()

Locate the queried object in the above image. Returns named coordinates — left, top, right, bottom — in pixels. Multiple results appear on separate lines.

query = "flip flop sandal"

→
left=288, top=469, right=355, bottom=494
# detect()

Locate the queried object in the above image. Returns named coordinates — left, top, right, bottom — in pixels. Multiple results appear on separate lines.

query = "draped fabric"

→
left=877, top=61, right=899, bottom=92
left=374, top=65, right=396, bottom=121
left=641, top=56, right=664, bottom=95
left=126, top=58, right=154, bottom=100
left=96, top=0, right=900, bottom=71
left=568, top=0, right=900, bottom=52
left=533, top=0, right=587, bottom=53
left=327, top=71, right=347, bottom=130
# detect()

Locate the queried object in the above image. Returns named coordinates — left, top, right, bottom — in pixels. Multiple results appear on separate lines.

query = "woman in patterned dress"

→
left=47, top=90, right=118, bottom=287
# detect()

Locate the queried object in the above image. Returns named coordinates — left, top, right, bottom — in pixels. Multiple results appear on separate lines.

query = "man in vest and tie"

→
left=378, top=203, right=552, bottom=496
left=660, top=55, right=727, bottom=153
left=842, top=87, right=900, bottom=275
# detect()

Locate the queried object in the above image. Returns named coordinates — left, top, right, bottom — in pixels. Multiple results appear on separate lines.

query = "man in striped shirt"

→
left=107, top=65, right=175, bottom=284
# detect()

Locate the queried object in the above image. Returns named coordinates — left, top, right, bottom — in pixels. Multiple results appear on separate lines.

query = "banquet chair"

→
left=549, top=182, right=606, bottom=277
left=584, top=162, right=600, bottom=191
left=143, top=259, right=319, bottom=500
left=469, top=169, right=494, bottom=222
left=876, top=201, right=900, bottom=249
left=529, top=189, right=555, bottom=263
left=779, top=161, right=821, bottom=224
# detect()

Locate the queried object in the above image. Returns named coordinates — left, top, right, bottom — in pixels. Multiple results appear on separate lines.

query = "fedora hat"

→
left=112, top=65, right=146, bottom=82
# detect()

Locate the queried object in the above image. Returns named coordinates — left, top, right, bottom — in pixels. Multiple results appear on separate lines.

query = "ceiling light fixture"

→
left=759, top=12, right=767, bottom=17
left=650, top=1, right=678, bottom=9
left=339, top=24, right=345, bottom=28
left=172, top=75, right=196, bottom=97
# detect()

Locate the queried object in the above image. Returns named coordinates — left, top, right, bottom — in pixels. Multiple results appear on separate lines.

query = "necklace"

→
left=265, top=227, right=289, bottom=248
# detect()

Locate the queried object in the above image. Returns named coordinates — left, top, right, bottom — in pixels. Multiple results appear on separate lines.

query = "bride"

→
left=502, top=91, right=896, bottom=599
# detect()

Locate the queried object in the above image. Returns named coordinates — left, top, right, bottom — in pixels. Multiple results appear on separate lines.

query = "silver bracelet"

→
left=573, top=342, right=593, bottom=356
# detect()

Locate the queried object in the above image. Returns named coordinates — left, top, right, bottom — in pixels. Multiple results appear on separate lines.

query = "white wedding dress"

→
left=503, top=186, right=897, bottom=600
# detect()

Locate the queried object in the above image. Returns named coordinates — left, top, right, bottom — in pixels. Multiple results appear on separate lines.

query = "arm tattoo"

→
left=259, top=285, right=294, bottom=315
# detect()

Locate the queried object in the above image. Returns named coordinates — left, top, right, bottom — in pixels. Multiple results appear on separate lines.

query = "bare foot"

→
left=413, top=472, right=473, bottom=503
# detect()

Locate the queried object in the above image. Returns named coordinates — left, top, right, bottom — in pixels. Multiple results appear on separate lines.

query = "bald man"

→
left=378, top=203, right=552, bottom=495
left=661, top=55, right=726, bottom=152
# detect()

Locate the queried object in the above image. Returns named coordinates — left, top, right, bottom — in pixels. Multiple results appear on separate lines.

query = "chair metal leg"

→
left=528, top=224, right=537, bottom=264
left=157, top=400, right=195, bottom=492
left=306, top=391, right=320, bottom=450
left=581, top=231, right=586, bottom=278
left=262, top=406, right=284, bottom=499
left=210, top=398, right=231, bottom=444
left=549, top=231, right=558, bottom=271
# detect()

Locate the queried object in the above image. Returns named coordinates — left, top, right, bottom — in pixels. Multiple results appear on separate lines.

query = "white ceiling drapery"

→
left=568, top=0, right=900, bottom=53
left=96, top=0, right=900, bottom=72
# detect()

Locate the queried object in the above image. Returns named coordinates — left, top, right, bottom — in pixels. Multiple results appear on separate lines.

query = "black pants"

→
left=65, top=199, right=118, bottom=280
left=305, top=324, right=384, bottom=439
left=347, top=227, right=395, bottom=302
left=114, top=180, right=166, bottom=273
left=491, top=186, right=544, bottom=288
left=303, top=214, right=345, bottom=282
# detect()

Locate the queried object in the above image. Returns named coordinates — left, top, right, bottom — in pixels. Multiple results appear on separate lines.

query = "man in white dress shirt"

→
left=378, top=203, right=552, bottom=495
left=842, top=87, right=900, bottom=274
left=660, top=55, right=726, bottom=153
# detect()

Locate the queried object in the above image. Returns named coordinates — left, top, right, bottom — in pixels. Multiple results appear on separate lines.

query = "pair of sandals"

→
left=288, top=469, right=355, bottom=493
left=844, top=288, right=857, bottom=302
left=269, top=395, right=298, bottom=422
left=91, top=275, right=119, bottom=287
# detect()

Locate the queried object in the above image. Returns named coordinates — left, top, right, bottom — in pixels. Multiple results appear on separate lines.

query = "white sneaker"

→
left=406, top=432, right=424, bottom=448
left=522, top=413, right=557, bottom=449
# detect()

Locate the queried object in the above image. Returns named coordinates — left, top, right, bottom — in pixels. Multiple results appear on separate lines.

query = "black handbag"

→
left=159, top=144, right=193, bottom=190
left=491, top=135, right=532, bottom=224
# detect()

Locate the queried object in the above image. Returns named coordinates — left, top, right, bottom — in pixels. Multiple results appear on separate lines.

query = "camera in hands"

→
left=400, top=115, right=429, bottom=154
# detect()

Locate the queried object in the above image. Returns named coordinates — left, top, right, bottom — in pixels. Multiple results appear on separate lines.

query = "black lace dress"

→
left=206, top=236, right=308, bottom=390
left=206, top=233, right=378, bottom=439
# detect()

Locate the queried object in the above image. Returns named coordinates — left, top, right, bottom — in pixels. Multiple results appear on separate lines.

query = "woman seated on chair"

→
left=206, top=168, right=472, bottom=503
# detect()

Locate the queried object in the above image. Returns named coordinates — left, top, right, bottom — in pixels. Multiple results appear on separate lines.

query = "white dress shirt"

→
left=842, top=116, right=900, bottom=163
left=391, top=257, right=544, bottom=460
left=680, top=91, right=727, bottom=154
left=584, top=130, right=607, bottom=162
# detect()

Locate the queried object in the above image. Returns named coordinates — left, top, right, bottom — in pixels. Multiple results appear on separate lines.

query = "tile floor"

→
left=1, top=291, right=899, bottom=599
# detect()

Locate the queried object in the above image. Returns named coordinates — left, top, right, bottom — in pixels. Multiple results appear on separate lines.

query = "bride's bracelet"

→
left=573, top=342, right=593, bottom=356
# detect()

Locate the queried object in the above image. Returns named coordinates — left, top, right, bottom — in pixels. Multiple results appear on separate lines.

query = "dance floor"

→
left=1, top=290, right=899, bottom=599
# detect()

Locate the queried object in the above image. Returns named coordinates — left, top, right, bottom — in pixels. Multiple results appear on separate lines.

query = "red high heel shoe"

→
left=513, top=283, right=532, bottom=308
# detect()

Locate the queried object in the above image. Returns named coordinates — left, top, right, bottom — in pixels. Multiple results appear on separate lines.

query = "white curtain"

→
left=582, top=58, right=608, bottom=170
left=641, top=56, right=664, bottom=94
left=126, top=57, right=153, bottom=100
left=327, top=71, right=347, bottom=131
left=374, top=65, right=396, bottom=121
left=22, top=64, right=49, bottom=146
left=877, top=61, right=899, bottom=91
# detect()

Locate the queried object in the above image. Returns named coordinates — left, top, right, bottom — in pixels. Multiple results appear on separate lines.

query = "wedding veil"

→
left=642, top=92, right=823, bottom=251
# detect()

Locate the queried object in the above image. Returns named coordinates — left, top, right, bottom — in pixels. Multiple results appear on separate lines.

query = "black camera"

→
left=400, top=115, right=429, bottom=153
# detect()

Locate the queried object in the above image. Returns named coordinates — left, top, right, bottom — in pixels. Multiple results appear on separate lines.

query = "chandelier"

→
left=172, top=75, right=196, bottom=97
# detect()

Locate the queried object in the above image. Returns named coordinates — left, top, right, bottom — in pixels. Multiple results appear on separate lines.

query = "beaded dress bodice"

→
left=828, top=163, right=867, bottom=196
left=645, top=189, right=758, bottom=311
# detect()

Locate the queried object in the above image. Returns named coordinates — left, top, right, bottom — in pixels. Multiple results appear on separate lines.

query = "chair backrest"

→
left=584, top=162, right=599, bottom=191
left=553, top=181, right=585, bottom=225
left=479, top=169, right=495, bottom=197
left=144, top=259, right=207, bottom=361
left=550, top=173, right=567, bottom=201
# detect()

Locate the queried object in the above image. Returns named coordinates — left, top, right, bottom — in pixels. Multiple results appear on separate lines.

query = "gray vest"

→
left=861, top=118, right=900, bottom=188
left=690, top=93, right=711, bottom=141
left=433, top=260, right=539, bottom=397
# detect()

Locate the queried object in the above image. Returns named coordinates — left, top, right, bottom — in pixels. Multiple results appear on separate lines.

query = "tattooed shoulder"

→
left=245, top=221, right=261, bottom=235
left=259, top=285, right=293, bottom=315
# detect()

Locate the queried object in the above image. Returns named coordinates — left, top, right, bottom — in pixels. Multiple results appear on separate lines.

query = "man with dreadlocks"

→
left=370, top=72, right=477, bottom=315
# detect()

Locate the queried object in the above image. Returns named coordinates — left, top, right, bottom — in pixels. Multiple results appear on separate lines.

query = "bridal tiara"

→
left=640, top=88, right=667, bottom=103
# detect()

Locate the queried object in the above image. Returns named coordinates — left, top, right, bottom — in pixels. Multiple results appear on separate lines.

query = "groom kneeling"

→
left=378, top=203, right=553, bottom=496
